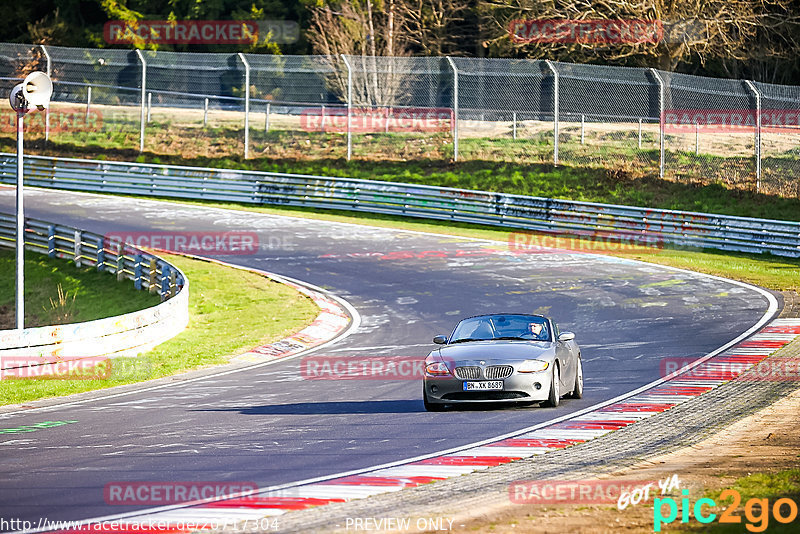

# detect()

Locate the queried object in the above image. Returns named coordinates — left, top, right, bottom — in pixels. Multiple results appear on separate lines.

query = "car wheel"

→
left=569, top=358, right=583, bottom=399
left=543, top=363, right=560, bottom=407
left=423, top=386, right=446, bottom=412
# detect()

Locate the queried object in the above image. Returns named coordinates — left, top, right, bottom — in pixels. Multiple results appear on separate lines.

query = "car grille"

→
left=485, top=365, right=514, bottom=379
left=442, top=391, right=530, bottom=401
left=454, top=365, right=514, bottom=380
left=454, top=366, right=481, bottom=380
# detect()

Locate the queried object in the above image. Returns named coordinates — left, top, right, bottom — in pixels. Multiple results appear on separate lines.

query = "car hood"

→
left=434, top=340, right=555, bottom=364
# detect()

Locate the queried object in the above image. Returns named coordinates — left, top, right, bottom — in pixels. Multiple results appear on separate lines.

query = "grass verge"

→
left=0, top=252, right=319, bottom=406
left=0, top=248, right=160, bottom=328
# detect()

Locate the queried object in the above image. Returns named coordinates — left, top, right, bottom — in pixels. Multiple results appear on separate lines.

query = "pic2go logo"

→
left=654, top=489, right=799, bottom=532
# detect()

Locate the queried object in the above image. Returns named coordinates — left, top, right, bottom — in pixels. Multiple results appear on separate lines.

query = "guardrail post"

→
left=148, top=257, right=158, bottom=294
left=744, top=80, right=762, bottom=192
left=341, top=54, right=353, bottom=161
left=446, top=56, right=459, bottom=162
left=169, top=269, right=177, bottom=298
left=41, top=45, right=51, bottom=142
left=134, top=254, right=142, bottom=290
left=47, top=224, right=56, bottom=258
left=135, top=50, right=147, bottom=153
left=545, top=60, right=559, bottom=165
left=649, top=68, right=665, bottom=179
left=73, top=230, right=82, bottom=267
left=238, top=53, right=250, bottom=159
left=116, top=244, right=124, bottom=281
left=96, top=237, right=104, bottom=272
left=160, top=264, right=170, bottom=301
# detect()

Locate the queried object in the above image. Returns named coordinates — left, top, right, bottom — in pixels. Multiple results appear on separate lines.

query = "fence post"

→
left=744, top=80, right=762, bottom=192
left=580, top=114, right=585, bottom=145
left=545, top=60, right=559, bottom=165
left=341, top=54, right=353, bottom=161
left=638, top=119, right=642, bottom=149
left=41, top=45, right=51, bottom=142
left=512, top=112, right=517, bottom=140
left=47, top=224, right=56, bottom=258
left=265, top=102, right=270, bottom=132
left=86, top=86, right=92, bottom=122
left=135, top=49, right=147, bottom=153
left=321, top=104, right=326, bottom=131
left=203, top=97, right=209, bottom=127
left=695, top=122, right=699, bottom=155
left=446, top=56, right=459, bottom=162
left=147, top=92, right=152, bottom=123
left=96, top=237, right=105, bottom=272
left=238, top=53, right=251, bottom=159
left=649, top=68, right=665, bottom=179
left=73, top=230, right=82, bottom=267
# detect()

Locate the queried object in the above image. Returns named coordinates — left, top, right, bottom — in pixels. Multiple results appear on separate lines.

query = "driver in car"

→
left=522, top=321, right=548, bottom=340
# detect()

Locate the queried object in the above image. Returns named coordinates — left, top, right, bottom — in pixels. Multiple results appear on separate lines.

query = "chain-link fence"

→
left=1, top=43, right=798, bottom=197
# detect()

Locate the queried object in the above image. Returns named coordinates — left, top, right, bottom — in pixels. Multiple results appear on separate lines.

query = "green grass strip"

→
left=0, top=252, right=319, bottom=405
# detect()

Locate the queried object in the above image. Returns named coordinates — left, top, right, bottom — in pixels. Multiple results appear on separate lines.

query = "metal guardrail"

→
left=0, top=210, right=188, bottom=357
left=1, top=153, right=799, bottom=258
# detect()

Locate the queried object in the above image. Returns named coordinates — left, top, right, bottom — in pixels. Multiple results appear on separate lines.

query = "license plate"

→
left=463, top=381, right=504, bottom=391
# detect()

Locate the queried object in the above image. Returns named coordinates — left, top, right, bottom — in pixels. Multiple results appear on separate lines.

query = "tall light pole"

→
left=8, top=71, right=52, bottom=330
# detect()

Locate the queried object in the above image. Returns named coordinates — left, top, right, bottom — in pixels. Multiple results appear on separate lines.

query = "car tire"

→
left=569, top=358, right=583, bottom=399
left=423, top=387, right=446, bottom=412
left=543, top=363, right=560, bottom=407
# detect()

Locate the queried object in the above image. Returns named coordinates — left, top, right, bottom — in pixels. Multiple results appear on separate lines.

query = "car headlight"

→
left=518, top=359, right=549, bottom=373
left=425, top=362, right=451, bottom=376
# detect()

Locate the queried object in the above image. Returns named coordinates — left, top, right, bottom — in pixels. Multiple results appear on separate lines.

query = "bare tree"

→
left=396, top=0, right=470, bottom=56
left=480, top=0, right=800, bottom=73
left=306, top=1, right=412, bottom=106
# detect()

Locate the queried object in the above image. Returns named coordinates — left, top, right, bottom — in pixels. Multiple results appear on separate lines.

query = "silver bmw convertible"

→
left=423, top=313, right=582, bottom=411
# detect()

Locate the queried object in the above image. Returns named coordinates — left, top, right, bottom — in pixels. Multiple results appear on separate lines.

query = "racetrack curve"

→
left=0, top=187, right=777, bottom=526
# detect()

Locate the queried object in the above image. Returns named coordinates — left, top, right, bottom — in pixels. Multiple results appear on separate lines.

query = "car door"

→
left=553, top=321, right=575, bottom=389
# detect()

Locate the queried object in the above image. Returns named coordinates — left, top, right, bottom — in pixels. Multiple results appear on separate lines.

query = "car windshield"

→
left=449, top=314, right=551, bottom=343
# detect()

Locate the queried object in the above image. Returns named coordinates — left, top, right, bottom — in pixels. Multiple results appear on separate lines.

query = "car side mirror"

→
left=558, top=332, right=575, bottom=342
left=433, top=335, right=448, bottom=345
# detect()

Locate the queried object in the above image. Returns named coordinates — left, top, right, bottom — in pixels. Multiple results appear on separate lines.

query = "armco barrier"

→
left=0, top=212, right=188, bottom=360
left=1, top=153, right=799, bottom=257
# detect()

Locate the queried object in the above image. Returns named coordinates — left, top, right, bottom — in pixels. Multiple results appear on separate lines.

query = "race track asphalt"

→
left=0, top=189, right=775, bottom=526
